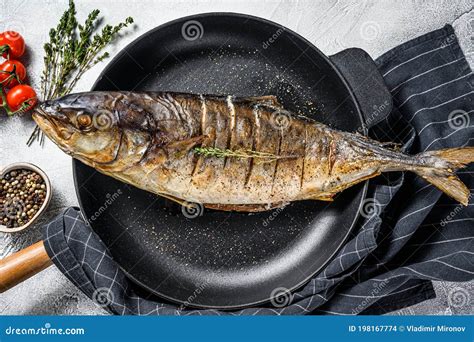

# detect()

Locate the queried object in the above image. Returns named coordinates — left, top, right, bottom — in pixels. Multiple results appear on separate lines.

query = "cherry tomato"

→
left=0, top=31, right=25, bottom=59
left=6, top=84, right=37, bottom=111
left=0, top=60, right=27, bottom=88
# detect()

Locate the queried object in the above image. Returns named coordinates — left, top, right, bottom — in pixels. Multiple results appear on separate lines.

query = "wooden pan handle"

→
left=0, top=240, right=52, bottom=293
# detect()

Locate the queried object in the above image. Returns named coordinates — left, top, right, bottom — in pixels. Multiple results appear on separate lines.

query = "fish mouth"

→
left=32, top=107, right=55, bottom=134
left=32, top=106, right=46, bottom=120
left=32, top=106, right=53, bottom=126
left=32, top=107, right=74, bottom=148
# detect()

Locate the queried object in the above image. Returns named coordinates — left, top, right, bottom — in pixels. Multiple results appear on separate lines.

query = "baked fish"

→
left=33, top=91, right=474, bottom=211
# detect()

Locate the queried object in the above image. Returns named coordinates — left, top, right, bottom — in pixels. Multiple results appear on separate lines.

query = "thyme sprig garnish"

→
left=28, top=0, right=133, bottom=146
left=194, top=147, right=297, bottom=163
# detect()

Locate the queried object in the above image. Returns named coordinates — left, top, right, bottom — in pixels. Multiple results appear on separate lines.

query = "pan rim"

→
left=72, top=12, right=369, bottom=310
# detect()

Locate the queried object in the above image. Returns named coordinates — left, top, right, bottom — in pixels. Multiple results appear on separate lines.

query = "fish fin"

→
left=157, top=192, right=188, bottom=206
left=423, top=147, right=474, bottom=168
left=243, top=95, right=282, bottom=107
left=309, top=194, right=335, bottom=201
left=418, top=172, right=470, bottom=205
left=204, top=202, right=288, bottom=212
left=414, top=147, right=474, bottom=205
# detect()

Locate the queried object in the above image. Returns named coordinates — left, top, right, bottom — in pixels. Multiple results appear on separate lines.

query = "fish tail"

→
left=411, top=147, right=474, bottom=205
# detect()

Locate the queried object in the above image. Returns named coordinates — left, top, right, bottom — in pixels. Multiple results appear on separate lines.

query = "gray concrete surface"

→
left=0, top=0, right=472, bottom=315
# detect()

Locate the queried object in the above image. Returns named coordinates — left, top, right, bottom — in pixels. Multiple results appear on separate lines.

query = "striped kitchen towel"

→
left=44, top=25, right=473, bottom=315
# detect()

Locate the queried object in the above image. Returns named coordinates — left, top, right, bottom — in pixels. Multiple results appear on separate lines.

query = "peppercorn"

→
left=0, top=169, right=47, bottom=228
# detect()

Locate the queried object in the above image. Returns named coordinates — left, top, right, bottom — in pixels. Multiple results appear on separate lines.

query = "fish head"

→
left=33, top=92, right=125, bottom=165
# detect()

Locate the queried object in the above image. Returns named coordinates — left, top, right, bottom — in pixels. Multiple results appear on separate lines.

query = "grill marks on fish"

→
left=328, top=137, right=337, bottom=176
left=224, top=96, right=235, bottom=168
left=191, top=96, right=232, bottom=194
left=242, top=113, right=255, bottom=187
left=300, top=126, right=307, bottom=191
left=199, top=94, right=207, bottom=137
left=270, top=133, right=282, bottom=196
left=229, top=103, right=254, bottom=189
left=178, top=95, right=293, bottom=201
left=272, top=118, right=305, bottom=200
left=249, top=106, right=280, bottom=200
left=244, top=107, right=260, bottom=187
left=210, top=98, right=229, bottom=171
left=190, top=95, right=207, bottom=178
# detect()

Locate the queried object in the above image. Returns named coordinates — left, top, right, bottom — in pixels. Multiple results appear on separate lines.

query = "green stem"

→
left=0, top=45, right=9, bottom=57
left=194, top=147, right=297, bottom=163
left=0, top=65, right=22, bottom=86
left=62, top=47, right=98, bottom=95
left=48, top=45, right=65, bottom=99
left=0, top=87, right=14, bottom=116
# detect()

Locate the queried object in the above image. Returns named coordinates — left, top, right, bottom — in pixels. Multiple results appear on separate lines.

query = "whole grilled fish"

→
left=33, top=91, right=474, bottom=211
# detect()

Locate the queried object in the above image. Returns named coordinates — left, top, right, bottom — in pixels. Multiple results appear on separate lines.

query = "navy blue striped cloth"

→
left=43, top=25, right=473, bottom=315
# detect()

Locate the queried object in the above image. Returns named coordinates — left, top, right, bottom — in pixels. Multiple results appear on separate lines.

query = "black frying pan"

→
left=73, top=13, right=392, bottom=309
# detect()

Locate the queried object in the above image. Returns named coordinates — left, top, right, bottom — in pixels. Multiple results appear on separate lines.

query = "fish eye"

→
left=77, top=113, right=92, bottom=128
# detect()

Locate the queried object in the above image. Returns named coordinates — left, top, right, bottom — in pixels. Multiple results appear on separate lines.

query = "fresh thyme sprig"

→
left=194, top=147, right=297, bottom=163
left=28, top=0, right=133, bottom=146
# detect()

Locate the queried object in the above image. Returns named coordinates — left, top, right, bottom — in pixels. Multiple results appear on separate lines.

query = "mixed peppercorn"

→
left=1, top=169, right=46, bottom=228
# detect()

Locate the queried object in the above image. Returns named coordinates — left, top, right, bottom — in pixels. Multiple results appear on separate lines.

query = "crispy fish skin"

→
left=33, top=91, right=474, bottom=211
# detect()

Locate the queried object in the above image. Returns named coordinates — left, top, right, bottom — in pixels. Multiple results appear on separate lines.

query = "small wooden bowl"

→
left=0, top=163, right=52, bottom=233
